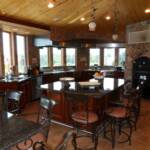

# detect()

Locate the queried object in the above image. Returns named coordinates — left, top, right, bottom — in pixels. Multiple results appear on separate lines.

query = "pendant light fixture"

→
left=89, top=0, right=96, bottom=31
left=112, top=0, right=119, bottom=41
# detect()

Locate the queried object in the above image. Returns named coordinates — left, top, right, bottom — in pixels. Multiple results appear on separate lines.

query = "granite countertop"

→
left=42, top=69, right=76, bottom=75
left=40, top=77, right=124, bottom=95
left=0, top=112, right=42, bottom=150
left=0, top=75, right=31, bottom=83
left=42, top=69, right=124, bottom=75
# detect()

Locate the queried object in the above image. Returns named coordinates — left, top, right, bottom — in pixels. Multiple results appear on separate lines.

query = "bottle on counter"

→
left=27, top=66, right=32, bottom=76
left=6, top=67, right=14, bottom=80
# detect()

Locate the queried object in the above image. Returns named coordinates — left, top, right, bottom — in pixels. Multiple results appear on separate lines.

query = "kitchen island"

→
left=40, top=77, right=124, bottom=124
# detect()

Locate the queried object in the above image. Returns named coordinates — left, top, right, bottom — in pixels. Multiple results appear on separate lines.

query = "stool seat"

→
left=72, top=111, right=98, bottom=124
left=105, top=107, right=129, bottom=118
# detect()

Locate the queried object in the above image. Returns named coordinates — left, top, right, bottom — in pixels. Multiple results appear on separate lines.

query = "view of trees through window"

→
left=53, top=47, right=62, bottom=66
left=118, top=48, right=126, bottom=67
left=38, top=46, right=126, bottom=69
left=39, top=47, right=48, bottom=68
left=89, top=48, right=100, bottom=66
left=16, top=35, right=26, bottom=73
left=104, top=48, right=115, bottom=66
left=2, top=32, right=11, bottom=74
left=66, top=48, right=76, bottom=66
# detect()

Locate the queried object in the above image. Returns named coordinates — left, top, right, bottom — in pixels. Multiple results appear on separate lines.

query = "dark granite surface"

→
left=0, top=75, right=30, bottom=83
left=40, top=77, right=124, bottom=97
left=0, top=112, right=42, bottom=150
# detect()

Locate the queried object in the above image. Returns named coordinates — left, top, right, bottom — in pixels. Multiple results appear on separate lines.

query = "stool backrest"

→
left=6, top=90, right=23, bottom=114
left=65, top=91, right=89, bottom=125
left=37, top=97, right=57, bottom=141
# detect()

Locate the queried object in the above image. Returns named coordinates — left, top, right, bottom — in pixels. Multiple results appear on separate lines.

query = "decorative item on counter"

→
left=27, top=64, right=40, bottom=76
left=27, top=66, right=32, bottom=76
left=59, top=77, right=75, bottom=82
left=6, top=67, right=14, bottom=80
left=93, top=71, right=104, bottom=79
left=93, top=71, right=104, bottom=83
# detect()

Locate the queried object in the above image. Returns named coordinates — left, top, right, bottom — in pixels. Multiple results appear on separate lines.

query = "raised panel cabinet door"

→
left=18, top=82, right=26, bottom=108
left=47, top=92, right=65, bottom=122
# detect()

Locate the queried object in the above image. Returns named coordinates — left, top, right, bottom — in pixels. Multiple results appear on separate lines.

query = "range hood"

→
left=34, top=37, right=53, bottom=47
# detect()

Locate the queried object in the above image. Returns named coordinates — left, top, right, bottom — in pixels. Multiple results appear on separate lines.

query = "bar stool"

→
left=37, top=96, right=57, bottom=142
left=103, top=81, right=134, bottom=149
left=17, top=96, right=57, bottom=150
left=131, top=80, right=145, bottom=127
left=65, top=91, right=99, bottom=150
left=6, top=90, right=23, bottom=114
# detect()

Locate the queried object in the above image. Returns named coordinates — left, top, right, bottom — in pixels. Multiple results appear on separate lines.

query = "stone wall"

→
left=125, top=20, right=150, bottom=80
left=125, top=43, right=150, bottom=80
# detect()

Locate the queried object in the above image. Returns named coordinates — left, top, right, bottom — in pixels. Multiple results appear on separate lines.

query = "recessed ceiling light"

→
left=48, top=2, right=54, bottom=8
left=80, top=17, right=85, bottom=21
left=145, top=8, right=150, bottom=14
left=105, top=16, right=111, bottom=20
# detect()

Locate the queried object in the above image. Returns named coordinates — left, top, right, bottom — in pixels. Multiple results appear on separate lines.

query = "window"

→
left=39, top=47, right=48, bottom=68
left=89, top=48, right=100, bottom=66
left=16, top=35, right=26, bottom=73
left=118, top=48, right=126, bottom=67
left=104, top=48, right=115, bottom=66
left=66, top=48, right=76, bottom=66
left=2, top=32, right=11, bottom=74
left=53, top=47, right=62, bottom=66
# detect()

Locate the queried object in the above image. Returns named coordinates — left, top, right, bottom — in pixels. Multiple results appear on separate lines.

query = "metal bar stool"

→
left=17, top=96, right=57, bottom=150
left=65, top=91, right=99, bottom=150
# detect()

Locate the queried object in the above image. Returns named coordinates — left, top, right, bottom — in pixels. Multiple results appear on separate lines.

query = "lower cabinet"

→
left=0, top=79, right=32, bottom=110
left=46, top=91, right=66, bottom=122
left=18, top=80, right=32, bottom=108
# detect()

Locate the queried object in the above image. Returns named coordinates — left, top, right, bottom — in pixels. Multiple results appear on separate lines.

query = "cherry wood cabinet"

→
left=0, top=78, right=32, bottom=109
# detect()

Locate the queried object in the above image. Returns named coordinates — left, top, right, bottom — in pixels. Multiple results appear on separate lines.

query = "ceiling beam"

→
left=0, top=15, right=50, bottom=30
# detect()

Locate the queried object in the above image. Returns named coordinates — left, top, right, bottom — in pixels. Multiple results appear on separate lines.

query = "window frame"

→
left=89, top=48, right=101, bottom=66
left=52, top=47, right=63, bottom=67
left=39, top=47, right=49, bottom=68
left=2, top=31, right=12, bottom=75
left=118, top=47, right=126, bottom=68
left=103, top=48, right=115, bottom=66
left=66, top=48, right=76, bottom=67
left=16, top=34, right=27, bottom=74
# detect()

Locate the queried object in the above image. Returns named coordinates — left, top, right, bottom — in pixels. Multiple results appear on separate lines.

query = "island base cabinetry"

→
left=45, top=91, right=109, bottom=124
left=46, top=91, right=66, bottom=122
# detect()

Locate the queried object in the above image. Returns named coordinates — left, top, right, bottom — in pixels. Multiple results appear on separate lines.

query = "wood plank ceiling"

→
left=0, top=0, right=149, bottom=42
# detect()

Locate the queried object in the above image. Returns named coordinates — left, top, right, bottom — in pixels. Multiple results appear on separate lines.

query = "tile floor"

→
left=12, top=98, right=150, bottom=150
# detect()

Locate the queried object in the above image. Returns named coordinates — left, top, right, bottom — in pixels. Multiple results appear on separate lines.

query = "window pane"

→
left=66, top=48, right=76, bottom=66
left=16, top=35, right=26, bottom=73
left=39, top=47, right=48, bottom=68
left=2, top=32, right=11, bottom=74
left=89, top=48, right=100, bottom=66
left=118, top=48, right=126, bottom=67
left=53, top=48, right=62, bottom=66
left=104, top=48, right=115, bottom=66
